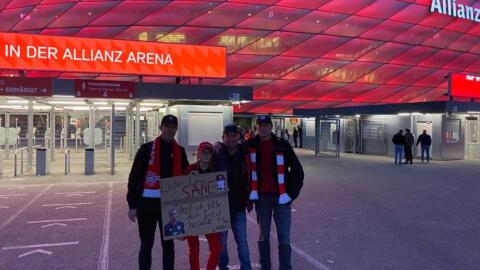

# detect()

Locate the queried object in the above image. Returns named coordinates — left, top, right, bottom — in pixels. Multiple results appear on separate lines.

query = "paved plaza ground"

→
left=1, top=149, right=479, bottom=270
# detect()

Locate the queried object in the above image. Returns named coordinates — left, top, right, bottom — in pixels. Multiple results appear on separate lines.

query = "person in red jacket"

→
left=184, top=142, right=222, bottom=270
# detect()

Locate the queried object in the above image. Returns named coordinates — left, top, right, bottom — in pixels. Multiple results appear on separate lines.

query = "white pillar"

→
left=110, top=104, right=115, bottom=175
left=135, top=102, right=141, bottom=150
left=63, top=114, right=68, bottom=150
left=89, top=108, right=95, bottom=149
left=49, top=109, right=55, bottom=161
left=4, top=113, right=9, bottom=159
left=27, top=99, right=33, bottom=170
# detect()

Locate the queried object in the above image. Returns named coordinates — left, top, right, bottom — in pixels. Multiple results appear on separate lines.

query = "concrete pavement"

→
left=1, top=149, right=480, bottom=269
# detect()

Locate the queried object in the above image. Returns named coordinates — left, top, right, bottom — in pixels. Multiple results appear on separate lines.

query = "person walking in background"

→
left=404, top=129, right=414, bottom=164
left=417, top=130, right=432, bottom=163
left=285, top=128, right=290, bottom=142
left=392, top=130, right=405, bottom=164
left=298, top=125, right=303, bottom=148
left=292, top=127, right=298, bottom=147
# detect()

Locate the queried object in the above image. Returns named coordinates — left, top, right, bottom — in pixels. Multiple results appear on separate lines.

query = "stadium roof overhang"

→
left=0, top=0, right=479, bottom=114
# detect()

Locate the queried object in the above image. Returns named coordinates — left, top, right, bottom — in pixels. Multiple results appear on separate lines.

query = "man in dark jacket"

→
left=248, top=115, right=304, bottom=270
left=416, top=130, right=432, bottom=163
left=127, top=114, right=189, bottom=270
left=404, top=129, right=415, bottom=164
left=392, top=130, right=405, bottom=164
left=214, top=124, right=252, bottom=270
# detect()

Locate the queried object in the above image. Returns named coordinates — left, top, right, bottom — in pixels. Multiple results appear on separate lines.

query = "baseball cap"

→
left=223, top=124, right=239, bottom=135
left=197, top=142, right=214, bottom=154
left=256, top=115, right=272, bottom=125
left=160, top=114, right=178, bottom=126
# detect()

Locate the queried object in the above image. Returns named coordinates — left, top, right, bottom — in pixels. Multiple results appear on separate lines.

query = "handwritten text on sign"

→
left=160, top=171, right=230, bottom=240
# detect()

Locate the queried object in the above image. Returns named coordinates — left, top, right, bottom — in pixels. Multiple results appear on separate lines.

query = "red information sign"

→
left=0, top=77, right=52, bottom=96
left=450, top=73, right=480, bottom=98
left=75, top=80, right=135, bottom=99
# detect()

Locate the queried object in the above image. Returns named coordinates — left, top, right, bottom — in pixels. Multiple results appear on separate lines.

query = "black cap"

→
left=256, top=115, right=272, bottom=125
left=161, top=114, right=178, bottom=126
left=223, top=124, right=239, bottom=135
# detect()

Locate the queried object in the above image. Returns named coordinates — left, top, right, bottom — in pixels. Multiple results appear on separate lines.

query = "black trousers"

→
left=404, top=145, right=413, bottom=164
left=137, top=198, right=175, bottom=270
left=293, top=136, right=298, bottom=147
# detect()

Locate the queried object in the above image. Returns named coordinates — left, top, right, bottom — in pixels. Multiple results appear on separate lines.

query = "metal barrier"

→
left=64, top=148, right=71, bottom=175
left=14, top=145, right=42, bottom=177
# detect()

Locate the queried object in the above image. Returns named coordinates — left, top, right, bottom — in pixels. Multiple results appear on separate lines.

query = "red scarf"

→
left=143, top=137, right=182, bottom=198
left=249, top=147, right=291, bottom=205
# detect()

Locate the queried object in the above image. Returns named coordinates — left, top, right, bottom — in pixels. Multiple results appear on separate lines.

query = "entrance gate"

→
left=315, top=118, right=340, bottom=158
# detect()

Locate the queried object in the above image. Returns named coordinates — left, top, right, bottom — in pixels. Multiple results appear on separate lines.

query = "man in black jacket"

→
left=416, top=130, right=432, bottom=163
left=248, top=115, right=304, bottom=270
left=392, top=130, right=405, bottom=164
left=214, top=124, right=252, bottom=270
left=127, top=114, right=189, bottom=270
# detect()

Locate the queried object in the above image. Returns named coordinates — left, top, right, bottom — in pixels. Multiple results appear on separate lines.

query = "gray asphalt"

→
left=1, top=149, right=480, bottom=270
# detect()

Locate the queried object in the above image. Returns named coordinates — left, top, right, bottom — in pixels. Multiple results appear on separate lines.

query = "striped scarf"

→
left=249, top=147, right=292, bottom=205
left=143, top=137, right=182, bottom=198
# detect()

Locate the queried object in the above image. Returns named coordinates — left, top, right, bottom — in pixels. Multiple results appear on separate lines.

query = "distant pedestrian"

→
left=298, top=125, right=303, bottom=148
left=404, top=129, right=414, bottom=164
left=285, top=128, right=290, bottom=141
left=292, top=127, right=298, bottom=147
left=392, top=130, right=405, bottom=164
left=416, top=130, right=432, bottom=163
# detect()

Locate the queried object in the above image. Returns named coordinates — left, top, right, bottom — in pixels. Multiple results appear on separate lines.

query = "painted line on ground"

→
left=3, top=241, right=79, bottom=250
left=246, top=215, right=331, bottom=270
left=27, top=218, right=87, bottom=224
left=0, top=194, right=27, bottom=198
left=98, top=182, right=113, bottom=270
left=18, top=249, right=52, bottom=258
left=0, top=185, right=53, bottom=231
left=43, top=202, right=93, bottom=207
left=0, top=206, right=9, bottom=209
left=54, top=191, right=97, bottom=195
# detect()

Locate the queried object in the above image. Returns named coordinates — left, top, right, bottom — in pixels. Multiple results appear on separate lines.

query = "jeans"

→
left=404, top=145, right=413, bottom=164
left=394, top=144, right=404, bottom=164
left=255, top=194, right=292, bottom=270
left=137, top=199, right=174, bottom=270
left=421, top=145, right=430, bottom=162
left=219, top=210, right=252, bottom=270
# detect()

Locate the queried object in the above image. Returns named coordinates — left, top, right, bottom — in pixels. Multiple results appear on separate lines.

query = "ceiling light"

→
left=398, top=113, right=410, bottom=116
left=49, top=101, right=86, bottom=105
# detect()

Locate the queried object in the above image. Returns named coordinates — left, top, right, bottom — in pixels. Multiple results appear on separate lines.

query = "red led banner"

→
left=0, top=32, right=226, bottom=78
left=450, top=73, right=480, bottom=98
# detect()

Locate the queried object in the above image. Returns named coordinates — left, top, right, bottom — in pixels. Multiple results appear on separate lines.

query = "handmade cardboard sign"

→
left=161, top=171, right=230, bottom=240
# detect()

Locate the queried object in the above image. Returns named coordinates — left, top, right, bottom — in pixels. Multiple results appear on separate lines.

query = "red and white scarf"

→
left=143, top=137, right=182, bottom=198
left=249, top=147, right=292, bottom=204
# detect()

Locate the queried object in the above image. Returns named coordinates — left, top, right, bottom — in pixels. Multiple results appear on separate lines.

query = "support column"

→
left=27, top=99, right=33, bottom=170
left=89, top=108, right=95, bottom=149
left=5, top=113, right=9, bottom=159
left=135, top=101, right=141, bottom=150
left=49, top=109, right=55, bottom=161
left=63, top=113, right=68, bottom=150
left=110, top=104, right=115, bottom=175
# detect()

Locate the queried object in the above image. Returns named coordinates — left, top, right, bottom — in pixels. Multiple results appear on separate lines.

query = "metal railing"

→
left=64, top=148, right=71, bottom=175
left=14, top=145, right=42, bottom=177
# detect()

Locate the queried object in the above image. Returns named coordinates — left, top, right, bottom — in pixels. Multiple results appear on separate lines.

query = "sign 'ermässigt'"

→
left=0, top=32, right=226, bottom=78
